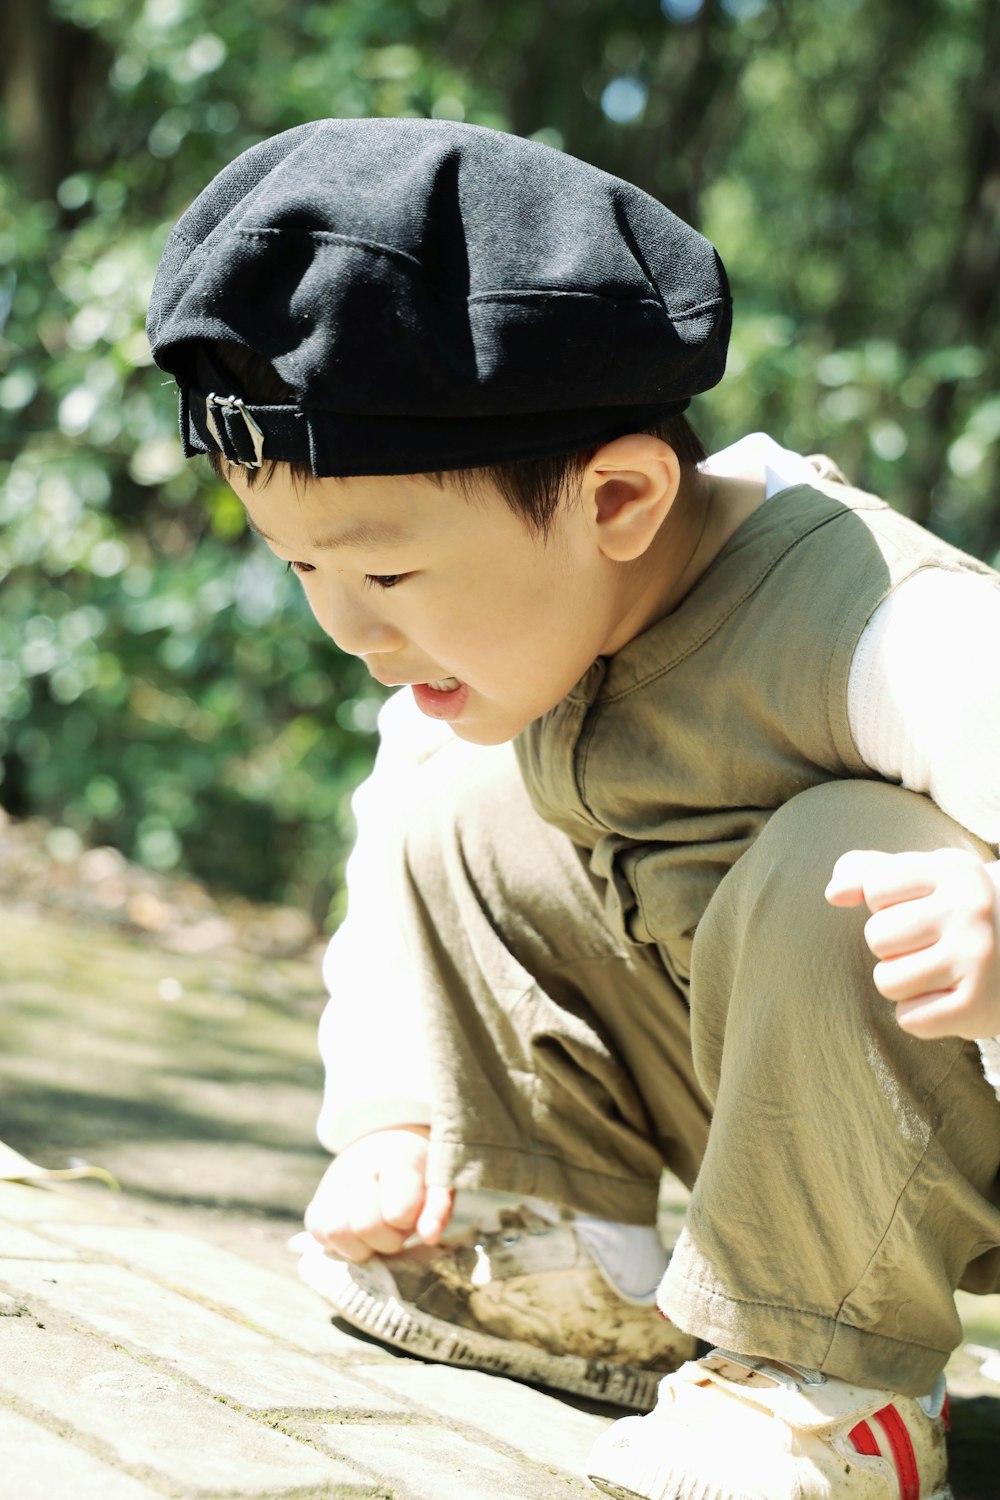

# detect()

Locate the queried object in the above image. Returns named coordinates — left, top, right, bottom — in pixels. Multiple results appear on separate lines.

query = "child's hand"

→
left=825, top=848, right=1000, bottom=1040
left=304, top=1125, right=454, bottom=1263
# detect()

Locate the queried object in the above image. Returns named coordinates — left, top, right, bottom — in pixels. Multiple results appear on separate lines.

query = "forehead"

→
left=247, top=510, right=415, bottom=553
left=227, top=465, right=478, bottom=553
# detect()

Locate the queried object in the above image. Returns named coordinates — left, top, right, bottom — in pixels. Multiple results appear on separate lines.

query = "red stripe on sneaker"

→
left=849, top=1420, right=881, bottom=1457
left=874, top=1403, right=919, bottom=1500
left=942, top=1393, right=951, bottom=1432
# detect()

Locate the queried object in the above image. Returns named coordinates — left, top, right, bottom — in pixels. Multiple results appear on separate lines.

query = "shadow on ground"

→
left=0, top=904, right=328, bottom=1265
left=949, top=1394, right=1000, bottom=1499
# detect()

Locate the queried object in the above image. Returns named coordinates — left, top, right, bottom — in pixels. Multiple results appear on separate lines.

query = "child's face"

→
left=223, top=463, right=638, bottom=745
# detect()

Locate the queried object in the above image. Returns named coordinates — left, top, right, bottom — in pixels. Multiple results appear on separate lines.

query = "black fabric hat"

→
left=147, top=118, right=731, bottom=476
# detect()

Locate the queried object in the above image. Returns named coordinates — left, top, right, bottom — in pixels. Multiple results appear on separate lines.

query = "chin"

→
left=449, top=711, right=530, bottom=747
left=450, top=722, right=520, bottom=746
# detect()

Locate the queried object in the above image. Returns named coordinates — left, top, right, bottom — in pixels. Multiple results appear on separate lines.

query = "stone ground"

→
left=0, top=826, right=998, bottom=1498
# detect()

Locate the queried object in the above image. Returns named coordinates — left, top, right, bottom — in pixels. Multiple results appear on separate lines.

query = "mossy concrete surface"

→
left=0, top=898, right=998, bottom=1497
left=0, top=903, right=328, bottom=1263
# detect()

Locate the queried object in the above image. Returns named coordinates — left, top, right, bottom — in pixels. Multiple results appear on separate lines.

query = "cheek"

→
left=295, top=577, right=327, bottom=631
left=293, top=575, right=342, bottom=645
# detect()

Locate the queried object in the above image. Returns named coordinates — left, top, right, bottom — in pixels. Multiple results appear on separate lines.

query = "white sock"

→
left=571, top=1215, right=668, bottom=1300
left=523, top=1197, right=667, bottom=1299
left=917, top=1372, right=947, bottom=1418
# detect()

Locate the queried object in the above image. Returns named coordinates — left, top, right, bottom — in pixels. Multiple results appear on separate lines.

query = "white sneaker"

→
left=587, top=1348, right=952, bottom=1499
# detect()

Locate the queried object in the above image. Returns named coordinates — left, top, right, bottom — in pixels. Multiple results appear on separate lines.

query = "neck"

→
left=603, top=469, right=767, bottom=655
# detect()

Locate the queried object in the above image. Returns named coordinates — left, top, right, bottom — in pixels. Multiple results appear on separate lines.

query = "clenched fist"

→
left=826, top=847, right=1000, bottom=1041
left=304, top=1125, right=455, bottom=1262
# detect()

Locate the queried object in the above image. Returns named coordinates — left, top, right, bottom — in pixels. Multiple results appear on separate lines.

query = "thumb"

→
left=416, top=1185, right=455, bottom=1245
left=825, top=849, right=887, bottom=908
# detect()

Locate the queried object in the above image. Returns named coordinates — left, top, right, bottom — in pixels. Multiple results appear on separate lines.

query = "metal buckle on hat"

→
left=205, top=392, right=265, bottom=470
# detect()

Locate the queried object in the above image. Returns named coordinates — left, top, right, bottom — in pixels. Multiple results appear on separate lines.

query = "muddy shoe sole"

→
left=299, top=1247, right=668, bottom=1410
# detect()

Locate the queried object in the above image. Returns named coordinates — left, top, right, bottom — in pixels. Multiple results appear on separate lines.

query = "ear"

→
left=583, top=434, right=682, bottom=563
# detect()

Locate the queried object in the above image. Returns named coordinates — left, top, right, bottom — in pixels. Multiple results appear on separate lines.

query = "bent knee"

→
left=693, top=779, right=989, bottom=1033
left=757, top=779, right=990, bottom=875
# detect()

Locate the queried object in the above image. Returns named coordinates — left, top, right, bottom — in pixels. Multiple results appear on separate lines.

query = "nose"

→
left=315, top=582, right=404, bottom=660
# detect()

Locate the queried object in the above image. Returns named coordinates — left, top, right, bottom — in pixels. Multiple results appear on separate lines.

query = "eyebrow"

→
left=246, top=516, right=413, bottom=551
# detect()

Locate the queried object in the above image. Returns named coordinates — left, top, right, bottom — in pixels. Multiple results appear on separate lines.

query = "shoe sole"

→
left=588, top=1475, right=955, bottom=1500
left=588, top=1481, right=654, bottom=1499
left=589, top=1481, right=954, bottom=1500
left=300, top=1251, right=671, bottom=1410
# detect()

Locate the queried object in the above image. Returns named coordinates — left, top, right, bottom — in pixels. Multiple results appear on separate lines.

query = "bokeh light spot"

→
left=601, top=76, right=648, bottom=124
left=660, top=0, right=704, bottom=23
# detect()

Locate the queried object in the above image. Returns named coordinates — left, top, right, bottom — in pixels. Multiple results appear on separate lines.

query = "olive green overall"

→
left=400, top=481, right=1000, bottom=1396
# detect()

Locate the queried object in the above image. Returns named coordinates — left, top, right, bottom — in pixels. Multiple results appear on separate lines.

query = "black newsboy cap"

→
left=147, top=118, right=731, bottom=476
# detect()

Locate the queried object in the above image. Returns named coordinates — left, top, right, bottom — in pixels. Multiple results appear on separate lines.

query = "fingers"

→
left=416, top=1185, right=455, bottom=1245
left=302, top=1126, right=435, bottom=1264
left=894, top=990, right=973, bottom=1041
left=303, top=1188, right=374, bottom=1263
left=827, top=847, right=1000, bottom=1041
left=346, top=1174, right=417, bottom=1256
left=863, top=900, right=941, bottom=961
left=378, top=1151, right=430, bottom=1231
left=872, top=947, right=957, bottom=1003
left=826, top=849, right=938, bottom=911
left=824, top=848, right=881, bottom=907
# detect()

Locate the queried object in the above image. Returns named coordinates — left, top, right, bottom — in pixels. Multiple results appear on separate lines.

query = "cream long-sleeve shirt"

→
left=317, top=436, right=1000, bottom=1151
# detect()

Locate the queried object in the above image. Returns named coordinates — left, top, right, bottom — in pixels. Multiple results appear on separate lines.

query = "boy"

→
left=147, top=118, right=1000, bottom=1499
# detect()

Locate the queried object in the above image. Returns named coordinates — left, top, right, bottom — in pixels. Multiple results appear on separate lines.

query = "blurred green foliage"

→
left=1, top=0, right=997, bottom=923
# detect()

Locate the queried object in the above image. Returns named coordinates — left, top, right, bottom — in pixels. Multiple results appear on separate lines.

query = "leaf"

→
left=0, top=1139, right=119, bottom=1190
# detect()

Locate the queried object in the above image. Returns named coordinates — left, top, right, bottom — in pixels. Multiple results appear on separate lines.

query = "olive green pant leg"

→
left=400, top=749, right=1000, bottom=1394
left=399, top=741, right=711, bottom=1225
left=659, top=778, right=1000, bottom=1396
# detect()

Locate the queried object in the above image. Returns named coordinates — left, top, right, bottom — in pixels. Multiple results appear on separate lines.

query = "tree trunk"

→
left=907, top=0, right=1000, bottom=526
left=1, top=0, right=87, bottom=204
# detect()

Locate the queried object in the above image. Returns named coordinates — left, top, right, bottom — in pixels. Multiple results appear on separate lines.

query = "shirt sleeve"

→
left=316, top=690, right=455, bottom=1153
left=847, top=567, right=1000, bottom=1096
left=979, top=1035, right=1000, bottom=1095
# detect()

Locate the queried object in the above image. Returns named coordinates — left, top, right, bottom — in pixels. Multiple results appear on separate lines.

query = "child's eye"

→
left=364, top=573, right=407, bottom=591
left=286, top=561, right=315, bottom=575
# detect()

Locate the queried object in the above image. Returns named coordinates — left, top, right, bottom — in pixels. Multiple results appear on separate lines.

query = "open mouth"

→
left=411, top=678, right=469, bottom=721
